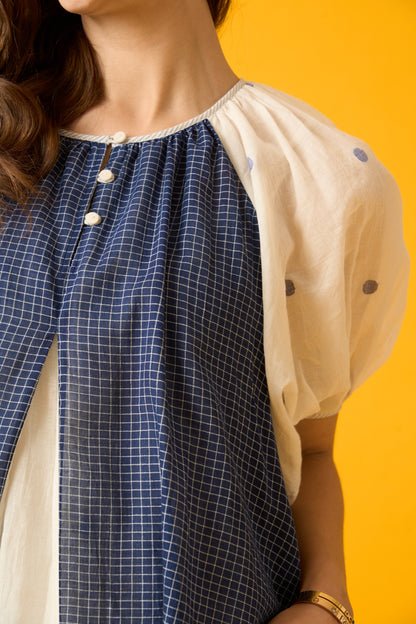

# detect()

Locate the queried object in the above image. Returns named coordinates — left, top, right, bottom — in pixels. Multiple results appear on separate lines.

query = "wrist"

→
left=299, top=567, right=351, bottom=611
left=299, top=585, right=352, bottom=613
left=295, top=590, right=354, bottom=623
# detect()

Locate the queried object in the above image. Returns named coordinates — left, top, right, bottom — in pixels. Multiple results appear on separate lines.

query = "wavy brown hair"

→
left=0, top=0, right=232, bottom=227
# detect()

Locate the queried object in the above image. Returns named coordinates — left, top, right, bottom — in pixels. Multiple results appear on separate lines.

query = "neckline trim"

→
left=59, top=78, right=248, bottom=145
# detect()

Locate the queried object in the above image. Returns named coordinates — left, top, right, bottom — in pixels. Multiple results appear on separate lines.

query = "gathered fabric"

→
left=0, top=79, right=409, bottom=623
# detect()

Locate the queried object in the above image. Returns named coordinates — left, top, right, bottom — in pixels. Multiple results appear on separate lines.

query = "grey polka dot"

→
left=363, top=280, right=378, bottom=294
left=353, top=148, right=369, bottom=162
left=285, top=279, right=296, bottom=296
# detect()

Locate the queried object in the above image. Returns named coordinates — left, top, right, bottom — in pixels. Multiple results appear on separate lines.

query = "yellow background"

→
left=219, top=1, right=415, bottom=622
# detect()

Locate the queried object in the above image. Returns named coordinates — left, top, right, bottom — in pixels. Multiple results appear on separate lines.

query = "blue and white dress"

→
left=0, top=79, right=410, bottom=623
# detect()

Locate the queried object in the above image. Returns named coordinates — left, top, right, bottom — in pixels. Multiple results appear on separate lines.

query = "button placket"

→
left=82, top=132, right=127, bottom=228
left=83, top=139, right=122, bottom=226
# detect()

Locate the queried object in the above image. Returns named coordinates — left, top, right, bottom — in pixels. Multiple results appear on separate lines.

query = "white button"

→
left=84, top=212, right=102, bottom=226
left=112, top=131, right=127, bottom=144
left=97, top=169, right=115, bottom=183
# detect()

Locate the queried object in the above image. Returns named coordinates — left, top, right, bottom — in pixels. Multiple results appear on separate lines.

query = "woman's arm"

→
left=270, top=413, right=354, bottom=623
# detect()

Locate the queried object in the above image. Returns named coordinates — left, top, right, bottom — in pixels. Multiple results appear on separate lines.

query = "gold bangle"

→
left=296, top=590, right=355, bottom=624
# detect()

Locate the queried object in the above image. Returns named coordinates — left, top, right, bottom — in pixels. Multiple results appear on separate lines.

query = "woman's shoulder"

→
left=216, top=80, right=379, bottom=177
left=211, top=79, right=401, bottom=224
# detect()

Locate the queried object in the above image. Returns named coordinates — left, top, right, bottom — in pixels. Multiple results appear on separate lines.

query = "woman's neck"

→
left=65, top=0, right=239, bottom=136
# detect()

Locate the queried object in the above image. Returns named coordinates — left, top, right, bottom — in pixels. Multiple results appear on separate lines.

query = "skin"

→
left=272, top=414, right=354, bottom=623
left=59, top=0, right=240, bottom=136
left=59, top=1, right=354, bottom=621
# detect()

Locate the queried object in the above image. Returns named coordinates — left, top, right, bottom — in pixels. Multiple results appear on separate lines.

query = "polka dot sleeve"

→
left=333, top=147, right=410, bottom=412
left=210, top=81, right=410, bottom=501
left=282, top=141, right=410, bottom=421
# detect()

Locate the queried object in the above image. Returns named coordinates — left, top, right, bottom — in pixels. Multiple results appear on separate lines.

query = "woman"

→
left=0, top=1, right=409, bottom=622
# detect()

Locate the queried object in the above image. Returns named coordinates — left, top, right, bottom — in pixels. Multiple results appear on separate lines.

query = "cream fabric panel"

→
left=0, top=335, right=59, bottom=623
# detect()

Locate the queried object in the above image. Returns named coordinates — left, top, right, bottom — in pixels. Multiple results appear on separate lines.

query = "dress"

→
left=0, top=79, right=410, bottom=623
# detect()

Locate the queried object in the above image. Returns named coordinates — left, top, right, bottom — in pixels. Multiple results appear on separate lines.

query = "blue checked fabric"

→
left=0, top=120, right=300, bottom=623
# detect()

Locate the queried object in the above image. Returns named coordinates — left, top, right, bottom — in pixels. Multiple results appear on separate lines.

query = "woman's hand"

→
left=269, top=602, right=338, bottom=623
